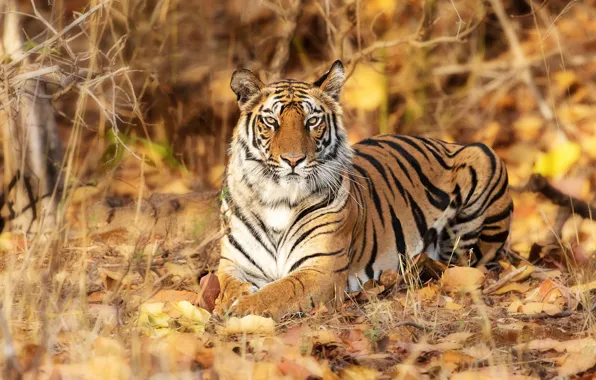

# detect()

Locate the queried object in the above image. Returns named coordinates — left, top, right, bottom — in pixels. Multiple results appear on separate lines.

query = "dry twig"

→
left=482, top=265, right=528, bottom=295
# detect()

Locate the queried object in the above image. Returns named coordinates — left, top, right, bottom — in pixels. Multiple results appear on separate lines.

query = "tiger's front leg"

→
left=214, top=259, right=257, bottom=316
left=231, top=262, right=349, bottom=320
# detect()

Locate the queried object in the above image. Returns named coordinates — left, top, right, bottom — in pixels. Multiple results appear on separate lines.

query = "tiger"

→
left=215, top=60, right=513, bottom=320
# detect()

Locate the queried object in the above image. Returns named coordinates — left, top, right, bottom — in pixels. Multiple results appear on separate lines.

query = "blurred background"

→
left=1, top=0, right=596, bottom=256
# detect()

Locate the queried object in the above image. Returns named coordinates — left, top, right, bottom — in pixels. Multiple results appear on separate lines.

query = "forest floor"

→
left=0, top=169, right=595, bottom=379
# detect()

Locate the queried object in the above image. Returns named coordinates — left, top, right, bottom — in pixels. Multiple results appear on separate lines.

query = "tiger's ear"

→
left=313, top=60, right=345, bottom=100
left=230, top=69, right=265, bottom=108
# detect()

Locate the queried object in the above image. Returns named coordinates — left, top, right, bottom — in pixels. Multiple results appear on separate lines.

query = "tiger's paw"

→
left=213, top=281, right=257, bottom=318
left=229, top=293, right=281, bottom=320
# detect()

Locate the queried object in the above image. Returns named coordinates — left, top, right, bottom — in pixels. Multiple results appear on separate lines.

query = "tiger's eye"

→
left=307, top=117, right=320, bottom=127
left=264, top=116, right=277, bottom=125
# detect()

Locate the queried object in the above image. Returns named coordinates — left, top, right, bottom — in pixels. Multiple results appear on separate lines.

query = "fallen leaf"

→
left=199, top=273, right=221, bottom=312
left=533, top=141, right=581, bottom=178
left=379, top=269, right=399, bottom=288
left=511, top=265, right=535, bottom=282
left=149, top=290, right=201, bottom=304
left=494, top=282, right=531, bottom=294
left=397, top=341, right=462, bottom=352
left=438, top=332, right=474, bottom=344
left=223, top=315, right=276, bottom=335
left=445, top=301, right=463, bottom=311
left=174, top=301, right=211, bottom=334
left=557, top=348, right=596, bottom=376
left=417, top=284, right=439, bottom=300
left=525, top=280, right=563, bottom=304
left=451, top=366, right=537, bottom=380
left=338, top=365, right=380, bottom=380
left=514, top=337, right=596, bottom=353
left=137, top=302, right=170, bottom=336
left=570, top=280, right=596, bottom=294
left=441, top=267, right=485, bottom=292
left=517, top=302, right=563, bottom=315
left=442, top=351, right=476, bottom=366
left=465, top=343, right=492, bottom=360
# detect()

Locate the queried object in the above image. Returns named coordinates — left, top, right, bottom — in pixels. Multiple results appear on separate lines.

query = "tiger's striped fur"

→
left=215, top=61, right=513, bottom=320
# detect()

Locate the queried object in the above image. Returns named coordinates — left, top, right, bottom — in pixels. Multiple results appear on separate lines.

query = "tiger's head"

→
left=228, top=60, right=352, bottom=206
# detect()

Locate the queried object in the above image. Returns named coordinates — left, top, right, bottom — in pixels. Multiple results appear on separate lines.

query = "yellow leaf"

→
left=137, top=302, right=170, bottom=336
left=514, top=115, right=543, bottom=141
left=175, top=301, right=210, bottom=319
left=570, top=280, right=596, bottom=293
left=558, top=349, right=596, bottom=376
left=438, top=332, right=474, bottom=344
left=518, top=302, right=563, bottom=316
left=533, top=141, right=581, bottom=178
left=343, top=64, right=386, bottom=111
left=553, top=71, right=577, bottom=90
left=223, top=315, right=276, bottom=335
left=441, top=267, right=485, bottom=292
left=445, top=301, right=463, bottom=311
left=339, top=365, right=380, bottom=380
left=0, top=233, right=14, bottom=251
left=417, top=284, right=438, bottom=300
left=494, top=282, right=531, bottom=295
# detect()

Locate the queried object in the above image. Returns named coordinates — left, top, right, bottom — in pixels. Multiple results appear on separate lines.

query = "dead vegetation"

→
left=0, top=0, right=595, bottom=379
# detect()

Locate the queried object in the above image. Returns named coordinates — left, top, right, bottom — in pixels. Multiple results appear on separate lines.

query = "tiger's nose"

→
left=280, top=153, right=306, bottom=168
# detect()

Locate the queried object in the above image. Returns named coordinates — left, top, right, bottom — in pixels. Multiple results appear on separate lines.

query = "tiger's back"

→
left=346, top=134, right=512, bottom=290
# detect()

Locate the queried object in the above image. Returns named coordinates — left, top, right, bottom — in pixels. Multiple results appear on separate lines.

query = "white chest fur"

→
left=262, top=205, right=294, bottom=232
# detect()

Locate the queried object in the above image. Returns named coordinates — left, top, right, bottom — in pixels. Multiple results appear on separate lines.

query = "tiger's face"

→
left=229, top=61, right=352, bottom=205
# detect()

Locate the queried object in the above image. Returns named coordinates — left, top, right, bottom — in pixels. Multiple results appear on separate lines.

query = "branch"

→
left=523, top=174, right=595, bottom=220
left=7, top=1, right=109, bottom=69
left=486, top=0, right=554, bottom=121
left=268, top=0, right=304, bottom=81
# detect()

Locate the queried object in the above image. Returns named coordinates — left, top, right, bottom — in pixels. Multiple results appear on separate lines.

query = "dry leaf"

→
left=444, top=301, right=463, bottom=311
left=338, top=365, right=380, bottom=380
left=452, top=366, right=537, bottom=380
left=137, top=302, right=171, bottom=336
left=223, top=315, right=276, bottom=335
left=570, top=280, right=596, bottom=294
left=494, top=282, right=531, bottom=294
left=417, top=284, right=439, bottom=300
left=149, top=290, right=201, bottom=304
left=557, top=348, right=596, bottom=376
left=441, top=267, right=485, bottom=292
left=533, top=141, right=581, bottom=178
left=524, top=280, right=563, bottom=304
left=517, top=302, right=563, bottom=315
left=515, top=337, right=596, bottom=353
left=199, top=273, right=221, bottom=312
left=438, top=332, right=474, bottom=344
left=174, top=301, right=211, bottom=334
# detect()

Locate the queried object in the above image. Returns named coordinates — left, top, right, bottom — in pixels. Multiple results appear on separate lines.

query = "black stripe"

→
left=232, top=208, right=276, bottom=259
left=353, top=163, right=385, bottom=228
left=289, top=249, right=344, bottom=272
left=289, top=218, right=343, bottom=255
left=365, top=228, right=378, bottom=279
left=464, top=166, right=478, bottom=205
left=480, top=230, right=510, bottom=243
left=389, top=208, right=406, bottom=254
left=409, top=136, right=453, bottom=169
left=484, top=203, right=513, bottom=225
left=379, top=139, right=450, bottom=210
left=227, top=234, right=269, bottom=278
